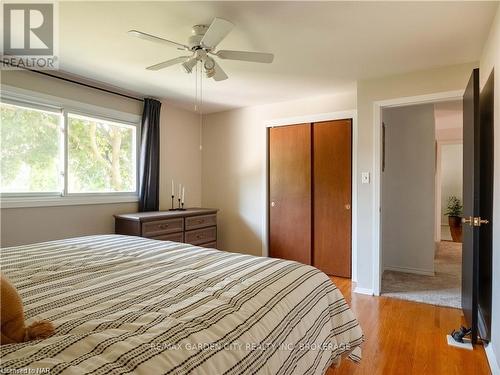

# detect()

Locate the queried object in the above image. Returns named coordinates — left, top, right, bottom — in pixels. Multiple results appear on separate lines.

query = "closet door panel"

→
left=269, top=124, right=311, bottom=264
left=313, top=120, right=352, bottom=277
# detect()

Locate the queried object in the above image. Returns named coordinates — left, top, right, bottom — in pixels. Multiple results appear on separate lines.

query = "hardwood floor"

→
left=327, top=277, right=491, bottom=375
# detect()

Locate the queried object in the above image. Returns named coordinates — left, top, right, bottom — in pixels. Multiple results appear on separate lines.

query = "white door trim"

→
left=372, top=90, right=463, bottom=295
left=263, top=110, right=358, bottom=282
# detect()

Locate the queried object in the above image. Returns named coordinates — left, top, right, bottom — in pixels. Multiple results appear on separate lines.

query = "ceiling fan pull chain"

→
left=194, top=63, right=198, bottom=112
left=200, top=64, right=203, bottom=114
left=199, top=64, right=203, bottom=150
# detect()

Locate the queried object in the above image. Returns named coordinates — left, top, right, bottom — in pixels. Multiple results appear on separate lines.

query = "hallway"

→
left=381, top=241, right=461, bottom=308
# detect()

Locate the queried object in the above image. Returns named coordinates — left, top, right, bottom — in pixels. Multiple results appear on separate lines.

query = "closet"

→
left=268, top=119, right=352, bottom=277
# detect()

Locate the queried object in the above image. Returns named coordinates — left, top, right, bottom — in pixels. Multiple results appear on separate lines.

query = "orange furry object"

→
left=0, top=274, right=54, bottom=345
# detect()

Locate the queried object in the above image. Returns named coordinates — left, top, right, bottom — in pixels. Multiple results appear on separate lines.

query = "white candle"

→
left=171, top=180, right=174, bottom=196
left=182, top=187, right=185, bottom=204
left=178, top=184, right=182, bottom=199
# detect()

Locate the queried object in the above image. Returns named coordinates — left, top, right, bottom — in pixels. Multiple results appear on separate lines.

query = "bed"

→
left=0, top=235, right=363, bottom=374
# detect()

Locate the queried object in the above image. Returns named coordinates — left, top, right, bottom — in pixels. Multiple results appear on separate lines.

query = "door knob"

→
left=462, top=216, right=473, bottom=225
left=345, top=204, right=351, bottom=210
left=462, top=216, right=489, bottom=227
left=478, top=218, right=490, bottom=225
left=271, top=201, right=276, bottom=207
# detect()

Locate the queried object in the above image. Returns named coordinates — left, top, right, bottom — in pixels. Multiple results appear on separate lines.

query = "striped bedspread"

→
left=0, top=235, right=363, bottom=374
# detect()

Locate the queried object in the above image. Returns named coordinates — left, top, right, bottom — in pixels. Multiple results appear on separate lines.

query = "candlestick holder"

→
left=175, top=199, right=186, bottom=211
left=168, top=195, right=176, bottom=211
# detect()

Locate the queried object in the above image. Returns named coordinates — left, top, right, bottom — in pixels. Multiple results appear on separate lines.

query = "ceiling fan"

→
left=128, top=18, right=274, bottom=82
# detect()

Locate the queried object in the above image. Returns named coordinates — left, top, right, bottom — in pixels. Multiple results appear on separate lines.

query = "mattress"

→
left=0, top=235, right=363, bottom=374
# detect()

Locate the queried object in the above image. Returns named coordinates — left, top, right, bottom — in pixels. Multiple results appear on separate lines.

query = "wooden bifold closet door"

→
left=268, top=120, right=352, bottom=277
left=268, top=124, right=312, bottom=265
left=313, top=120, right=352, bottom=278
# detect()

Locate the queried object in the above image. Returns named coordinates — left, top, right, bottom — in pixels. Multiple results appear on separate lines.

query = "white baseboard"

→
left=384, top=265, right=435, bottom=276
left=353, top=287, right=374, bottom=296
left=486, top=343, right=500, bottom=375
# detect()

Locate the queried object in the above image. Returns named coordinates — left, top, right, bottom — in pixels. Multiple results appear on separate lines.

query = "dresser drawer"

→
left=142, top=218, right=184, bottom=237
left=185, top=214, right=217, bottom=230
left=185, top=227, right=217, bottom=246
left=150, top=232, right=184, bottom=243
left=200, top=241, right=217, bottom=249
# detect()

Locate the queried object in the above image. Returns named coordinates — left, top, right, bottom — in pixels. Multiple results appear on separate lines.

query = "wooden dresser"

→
left=114, top=208, right=218, bottom=248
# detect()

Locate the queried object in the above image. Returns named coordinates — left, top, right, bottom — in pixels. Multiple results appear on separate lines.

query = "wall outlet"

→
left=361, top=172, right=370, bottom=184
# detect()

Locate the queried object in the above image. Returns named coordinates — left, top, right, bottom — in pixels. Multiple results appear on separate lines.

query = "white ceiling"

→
left=58, top=1, right=498, bottom=113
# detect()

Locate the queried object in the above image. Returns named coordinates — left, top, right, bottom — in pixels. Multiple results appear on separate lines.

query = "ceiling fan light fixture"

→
left=204, top=57, right=216, bottom=78
left=205, top=68, right=215, bottom=78
left=182, top=57, right=198, bottom=73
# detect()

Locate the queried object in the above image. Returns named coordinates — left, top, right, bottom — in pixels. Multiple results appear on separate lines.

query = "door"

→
left=313, top=120, right=352, bottom=277
left=461, top=68, right=481, bottom=344
left=269, top=124, right=311, bottom=264
left=478, top=69, right=494, bottom=342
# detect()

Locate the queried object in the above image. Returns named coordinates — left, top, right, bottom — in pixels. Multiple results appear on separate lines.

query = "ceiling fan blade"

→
left=200, top=18, right=234, bottom=49
left=213, top=60, right=228, bottom=81
left=146, top=56, right=191, bottom=71
left=215, top=50, right=274, bottom=63
left=128, top=30, right=189, bottom=50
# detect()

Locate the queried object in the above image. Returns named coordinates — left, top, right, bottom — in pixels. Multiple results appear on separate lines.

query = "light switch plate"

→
left=361, top=172, right=370, bottom=184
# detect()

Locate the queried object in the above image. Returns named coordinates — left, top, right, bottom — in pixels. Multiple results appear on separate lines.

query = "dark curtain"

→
left=138, top=98, right=161, bottom=212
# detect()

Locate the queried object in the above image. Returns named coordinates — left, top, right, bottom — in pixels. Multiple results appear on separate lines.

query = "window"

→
left=68, top=114, right=136, bottom=193
left=0, top=97, right=138, bottom=204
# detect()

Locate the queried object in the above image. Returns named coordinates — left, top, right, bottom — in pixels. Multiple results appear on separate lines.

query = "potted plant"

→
left=445, top=196, right=463, bottom=242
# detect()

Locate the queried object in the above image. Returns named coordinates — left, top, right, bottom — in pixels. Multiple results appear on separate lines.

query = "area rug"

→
left=381, top=241, right=461, bottom=308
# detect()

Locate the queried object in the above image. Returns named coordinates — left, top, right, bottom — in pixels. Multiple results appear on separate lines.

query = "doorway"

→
left=379, top=100, right=464, bottom=308
left=372, top=76, right=493, bottom=343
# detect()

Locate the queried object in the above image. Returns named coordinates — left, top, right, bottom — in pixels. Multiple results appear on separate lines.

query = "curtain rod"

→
left=3, top=62, right=144, bottom=103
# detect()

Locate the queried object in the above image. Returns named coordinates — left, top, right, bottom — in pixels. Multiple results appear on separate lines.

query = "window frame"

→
left=0, top=86, right=141, bottom=208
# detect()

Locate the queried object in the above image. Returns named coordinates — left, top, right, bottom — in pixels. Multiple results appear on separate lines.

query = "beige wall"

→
left=381, top=104, right=436, bottom=275
left=159, top=104, right=202, bottom=210
left=1, top=70, right=202, bottom=247
left=434, top=101, right=463, bottom=142
left=435, top=127, right=463, bottom=141
left=201, top=91, right=356, bottom=256
left=0, top=203, right=137, bottom=247
left=0, top=70, right=143, bottom=115
left=479, top=5, right=500, bottom=368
